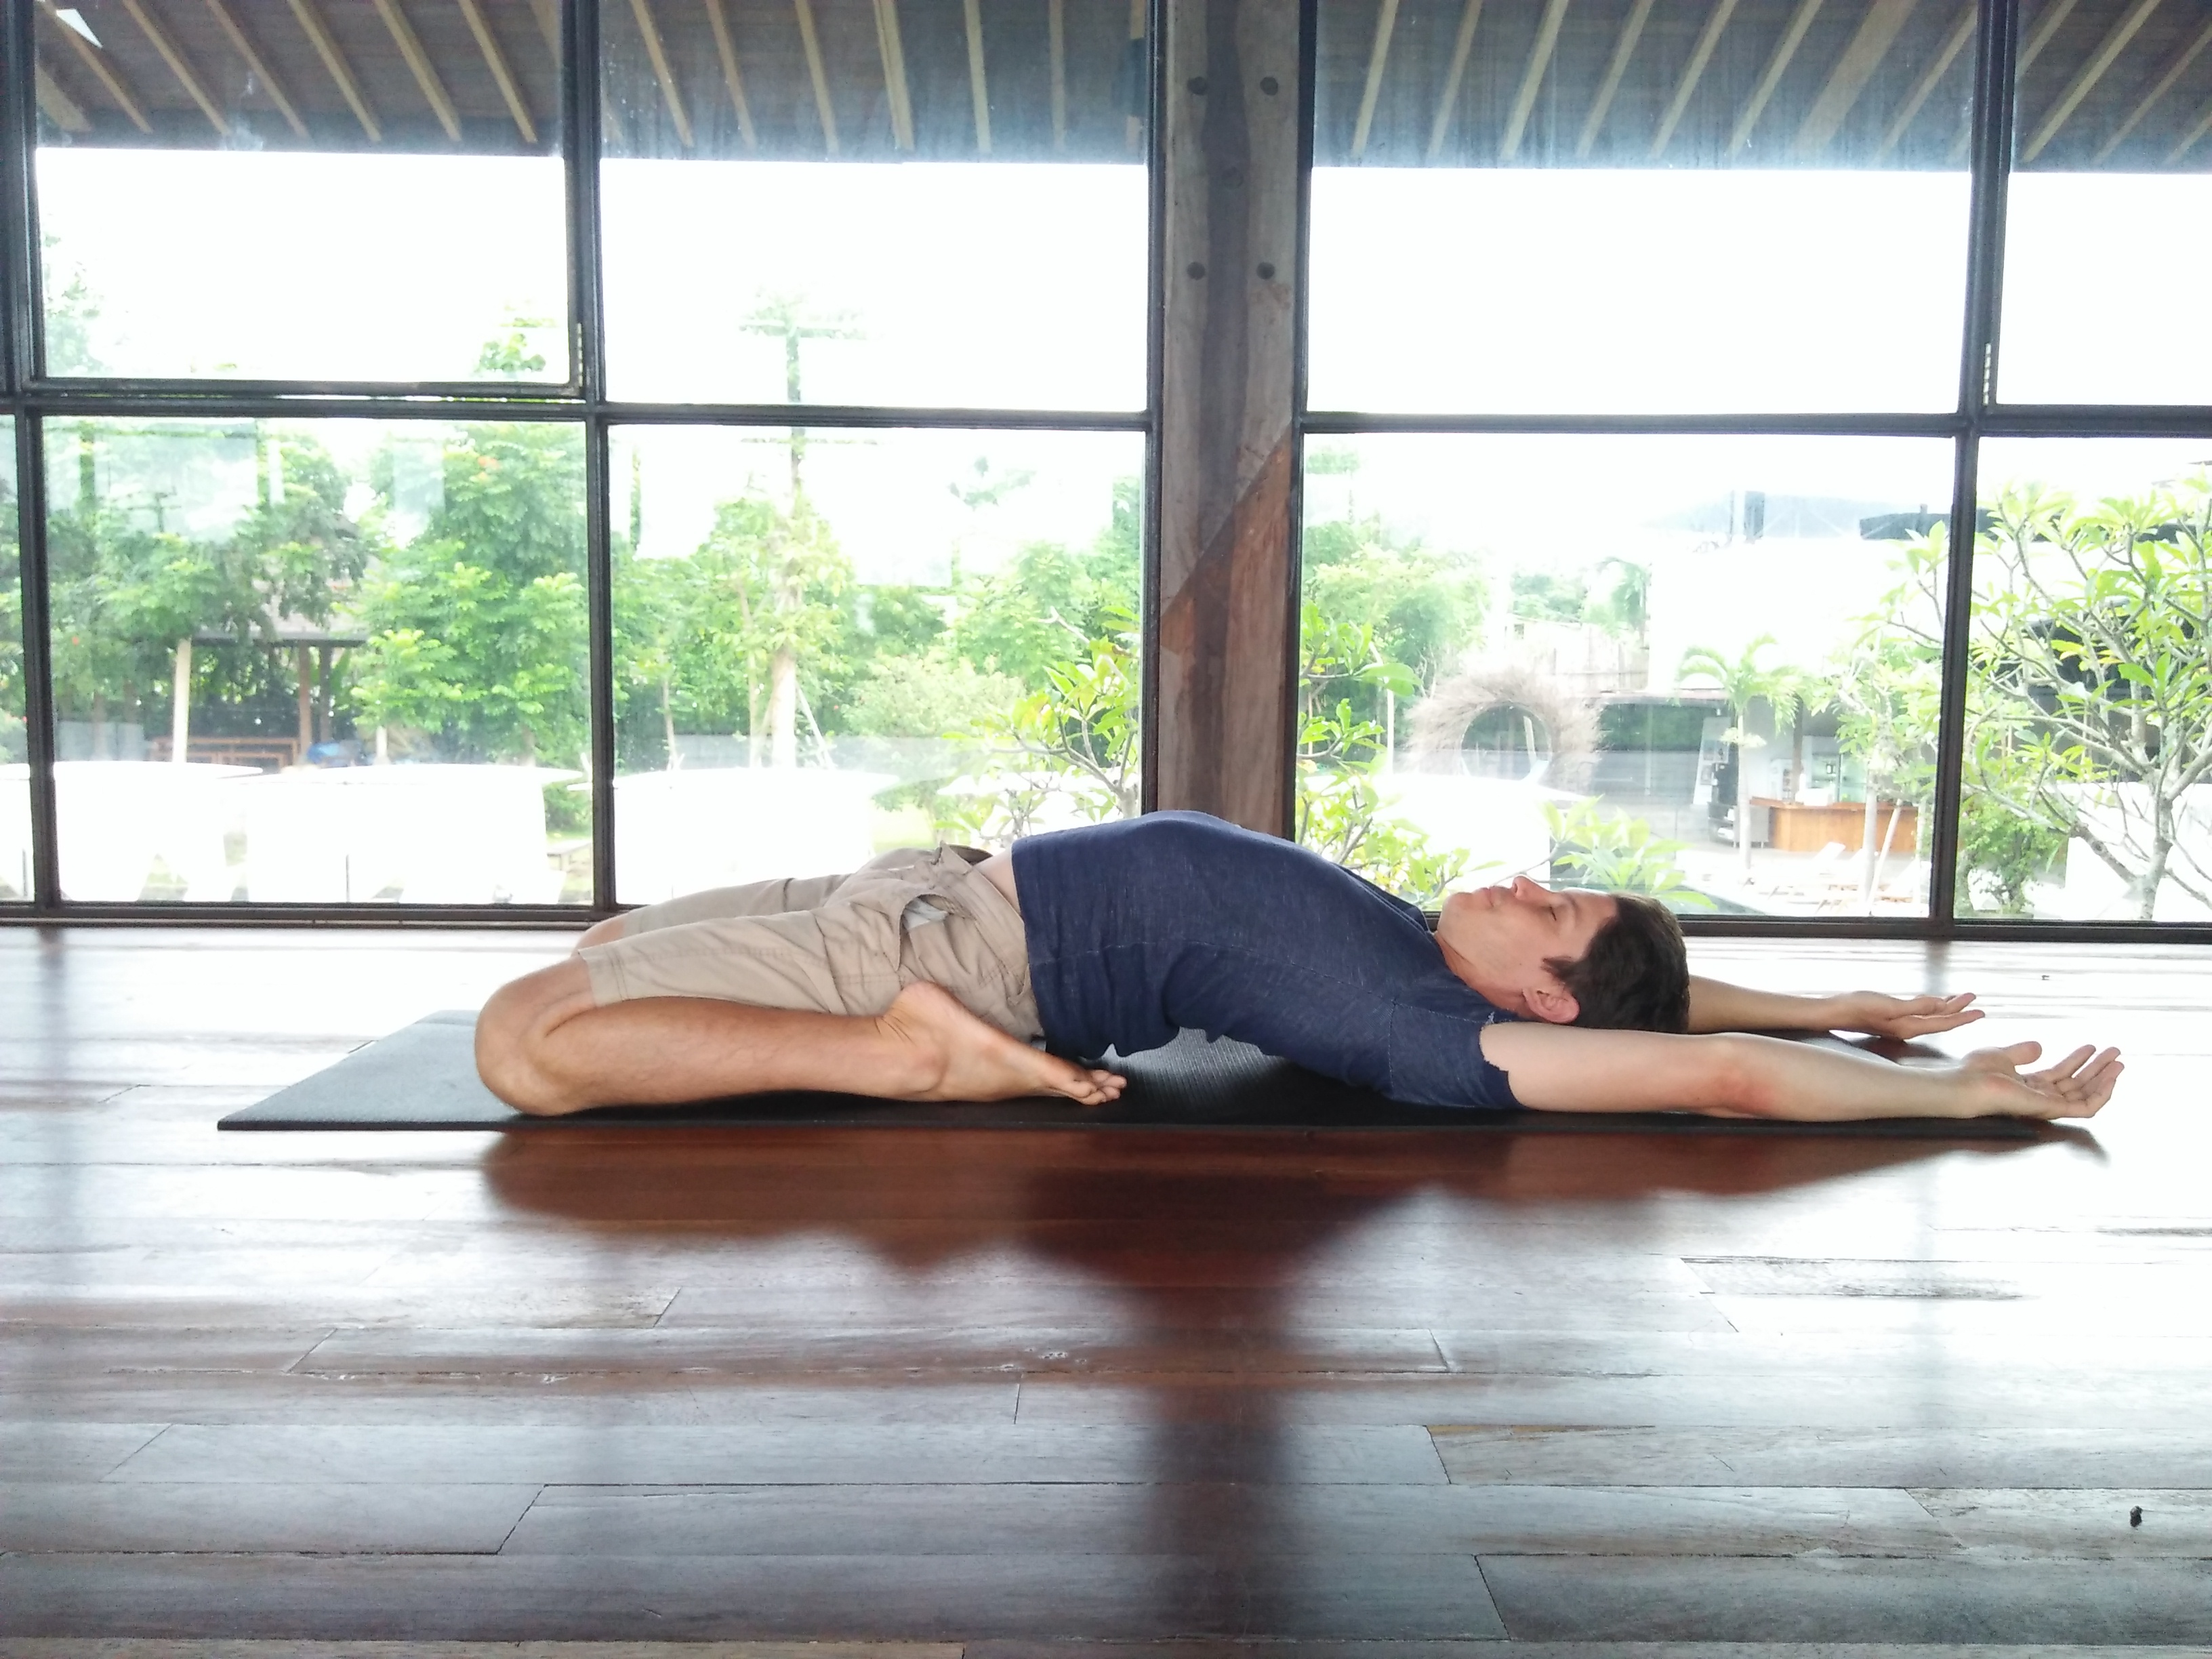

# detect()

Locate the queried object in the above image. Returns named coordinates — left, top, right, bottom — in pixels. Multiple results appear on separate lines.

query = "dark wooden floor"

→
left=3, top=925, right=2210, bottom=1653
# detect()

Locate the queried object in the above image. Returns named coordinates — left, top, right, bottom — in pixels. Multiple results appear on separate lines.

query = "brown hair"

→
left=1545, top=892, right=1689, bottom=1033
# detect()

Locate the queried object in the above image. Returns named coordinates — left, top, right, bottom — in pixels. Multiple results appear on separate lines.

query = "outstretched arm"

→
left=1688, top=975, right=1985, bottom=1040
left=1481, top=1021, right=2120, bottom=1122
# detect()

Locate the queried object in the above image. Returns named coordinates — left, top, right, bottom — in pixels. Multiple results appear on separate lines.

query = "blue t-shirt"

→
left=1010, top=811, right=1520, bottom=1109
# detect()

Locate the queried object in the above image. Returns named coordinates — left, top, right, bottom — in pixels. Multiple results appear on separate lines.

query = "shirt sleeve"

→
left=1387, top=1004, right=1522, bottom=1109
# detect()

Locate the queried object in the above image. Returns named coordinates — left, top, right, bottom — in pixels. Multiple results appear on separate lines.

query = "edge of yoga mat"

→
left=217, top=1011, right=2049, bottom=1140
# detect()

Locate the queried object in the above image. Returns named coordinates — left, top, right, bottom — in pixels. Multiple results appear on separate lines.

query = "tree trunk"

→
left=1856, top=785, right=1881, bottom=913
left=295, top=645, right=314, bottom=765
left=1734, top=731, right=1754, bottom=882
left=170, top=638, right=193, bottom=765
left=661, top=675, right=679, bottom=771
left=767, top=646, right=798, bottom=769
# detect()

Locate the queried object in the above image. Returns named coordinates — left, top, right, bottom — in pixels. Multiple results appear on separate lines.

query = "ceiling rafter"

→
left=2170, top=89, right=2212, bottom=160
left=371, top=0, right=463, bottom=140
left=36, top=62, right=91, bottom=129
left=115, top=0, right=230, bottom=134
left=202, top=0, right=308, bottom=136
left=1730, top=0, right=1825, bottom=151
left=1049, top=0, right=1067, bottom=149
left=1577, top=0, right=1654, bottom=156
left=624, top=0, right=693, bottom=145
left=2096, top=10, right=2212, bottom=162
left=1500, top=0, right=1572, bottom=161
left=1350, top=0, right=1401, bottom=161
left=1877, top=0, right=1971, bottom=155
left=2022, top=0, right=2165, bottom=162
left=1428, top=0, right=1486, bottom=159
left=1652, top=0, right=1742, bottom=158
left=793, top=0, right=840, bottom=155
left=284, top=0, right=380, bottom=138
left=35, top=0, right=153, bottom=132
left=963, top=0, right=991, bottom=151
left=703, top=0, right=760, bottom=149
left=456, top=0, right=539, bottom=144
left=1795, top=0, right=1919, bottom=157
left=872, top=0, right=914, bottom=149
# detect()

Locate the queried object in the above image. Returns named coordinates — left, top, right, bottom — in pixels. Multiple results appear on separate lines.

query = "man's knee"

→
left=476, top=960, right=596, bottom=1115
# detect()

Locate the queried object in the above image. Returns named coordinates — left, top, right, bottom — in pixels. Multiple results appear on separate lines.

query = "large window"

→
left=3, top=0, right=2208, bottom=933
left=33, top=0, right=569, bottom=383
left=43, top=417, right=588, bottom=903
left=1300, top=434, right=1953, bottom=915
left=1309, top=0, right=1978, bottom=413
left=609, top=424, right=1141, bottom=902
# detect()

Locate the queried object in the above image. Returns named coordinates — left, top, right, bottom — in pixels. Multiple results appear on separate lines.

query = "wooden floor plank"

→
left=1475, top=1555, right=2212, bottom=1643
left=0, top=1551, right=1508, bottom=1640
left=0, top=1481, right=541, bottom=1553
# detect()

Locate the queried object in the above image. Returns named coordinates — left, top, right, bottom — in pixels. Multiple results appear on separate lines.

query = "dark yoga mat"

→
left=218, top=1011, right=2045, bottom=1138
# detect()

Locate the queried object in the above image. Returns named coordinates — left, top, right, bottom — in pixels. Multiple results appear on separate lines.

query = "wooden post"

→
left=1155, top=0, right=1301, bottom=835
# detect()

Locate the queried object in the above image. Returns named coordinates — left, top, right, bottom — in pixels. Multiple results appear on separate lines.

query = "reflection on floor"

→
left=2, top=926, right=2209, bottom=1646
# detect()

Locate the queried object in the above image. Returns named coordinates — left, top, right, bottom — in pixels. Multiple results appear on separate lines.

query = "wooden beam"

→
left=527, top=0, right=558, bottom=52
left=1349, top=0, right=1399, bottom=161
left=35, top=3, right=153, bottom=131
left=703, top=0, right=760, bottom=149
left=1577, top=0, right=1653, bottom=156
left=1160, top=0, right=1300, bottom=832
left=201, top=0, right=308, bottom=136
left=35, top=62, right=91, bottom=130
left=2170, top=89, right=2212, bottom=161
left=869, top=0, right=914, bottom=149
left=2022, top=0, right=2163, bottom=163
left=1651, top=0, right=1740, bottom=158
left=1500, top=0, right=1570, bottom=161
left=1126, top=0, right=1145, bottom=150
left=793, top=0, right=839, bottom=153
left=2018, top=0, right=2080, bottom=75
left=2096, top=10, right=2212, bottom=163
left=624, top=0, right=693, bottom=146
left=456, top=0, right=538, bottom=144
left=1049, top=0, right=1067, bottom=148
left=1729, top=0, right=1823, bottom=151
left=115, top=0, right=230, bottom=134
left=963, top=0, right=991, bottom=151
left=1427, top=0, right=1485, bottom=159
left=1877, top=0, right=1971, bottom=156
left=371, top=0, right=462, bottom=140
left=1795, top=0, right=1918, bottom=156
left=283, top=0, right=379, bottom=139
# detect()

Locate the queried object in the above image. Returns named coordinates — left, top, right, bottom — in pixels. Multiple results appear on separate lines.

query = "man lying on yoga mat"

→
left=476, top=810, right=2121, bottom=1123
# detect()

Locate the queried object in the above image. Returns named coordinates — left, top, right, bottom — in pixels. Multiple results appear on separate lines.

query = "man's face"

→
left=1433, top=876, right=1619, bottom=1023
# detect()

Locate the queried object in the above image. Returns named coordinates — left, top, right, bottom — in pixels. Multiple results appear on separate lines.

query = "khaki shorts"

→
left=577, top=845, right=1042, bottom=1041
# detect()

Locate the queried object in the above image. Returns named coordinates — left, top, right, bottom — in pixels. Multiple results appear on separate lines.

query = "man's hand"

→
left=1959, top=1040, right=2123, bottom=1121
left=1825, top=989, right=1984, bottom=1040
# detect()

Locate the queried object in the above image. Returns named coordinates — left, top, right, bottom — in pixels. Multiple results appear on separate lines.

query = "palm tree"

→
left=1678, top=635, right=1815, bottom=883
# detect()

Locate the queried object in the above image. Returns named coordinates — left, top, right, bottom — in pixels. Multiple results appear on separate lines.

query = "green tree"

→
left=1677, top=635, right=1820, bottom=884
left=1887, top=478, right=2212, bottom=919
left=1542, top=799, right=1709, bottom=908
left=353, top=424, right=588, bottom=764
left=1296, top=605, right=1472, bottom=905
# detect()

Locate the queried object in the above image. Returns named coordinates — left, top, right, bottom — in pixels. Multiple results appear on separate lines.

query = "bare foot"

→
left=877, top=983, right=1127, bottom=1106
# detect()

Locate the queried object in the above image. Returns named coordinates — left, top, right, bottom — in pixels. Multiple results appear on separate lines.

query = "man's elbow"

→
left=1694, top=1033, right=1783, bottom=1118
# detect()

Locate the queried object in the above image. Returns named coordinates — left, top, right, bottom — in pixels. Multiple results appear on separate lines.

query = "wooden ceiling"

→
left=30, top=0, right=2212, bottom=167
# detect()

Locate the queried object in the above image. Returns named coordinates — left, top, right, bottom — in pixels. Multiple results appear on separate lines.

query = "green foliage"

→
left=1304, top=512, right=1488, bottom=697
left=1542, top=799, right=1711, bottom=908
left=1509, top=571, right=1587, bottom=625
left=1296, top=605, right=1473, bottom=906
left=355, top=424, right=587, bottom=764
left=842, top=654, right=1019, bottom=739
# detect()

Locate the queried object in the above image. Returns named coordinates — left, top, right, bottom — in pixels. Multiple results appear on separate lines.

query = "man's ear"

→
left=1523, top=980, right=1582, bottom=1025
